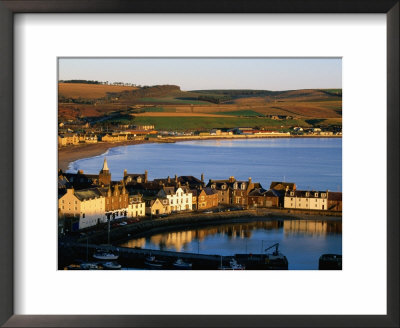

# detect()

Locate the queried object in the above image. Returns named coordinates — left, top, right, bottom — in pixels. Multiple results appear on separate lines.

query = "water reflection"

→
left=119, top=219, right=342, bottom=269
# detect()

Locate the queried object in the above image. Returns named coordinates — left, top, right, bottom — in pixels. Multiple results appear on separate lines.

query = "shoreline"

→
left=58, top=135, right=342, bottom=171
left=77, top=208, right=342, bottom=245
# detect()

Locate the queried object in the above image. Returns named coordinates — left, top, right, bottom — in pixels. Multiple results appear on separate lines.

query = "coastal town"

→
left=58, top=121, right=342, bottom=148
left=58, top=158, right=342, bottom=233
left=57, top=60, right=342, bottom=270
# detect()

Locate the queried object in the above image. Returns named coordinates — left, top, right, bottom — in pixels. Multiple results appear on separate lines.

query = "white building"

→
left=127, top=194, right=146, bottom=218
left=59, top=188, right=106, bottom=229
left=284, top=190, right=329, bottom=210
left=158, top=186, right=192, bottom=212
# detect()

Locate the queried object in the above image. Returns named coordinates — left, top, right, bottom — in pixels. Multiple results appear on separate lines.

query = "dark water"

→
left=68, top=138, right=342, bottom=191
left=119, top=219, right=342, bottom=270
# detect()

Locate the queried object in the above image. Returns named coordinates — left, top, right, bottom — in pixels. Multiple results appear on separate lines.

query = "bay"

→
left=68, top=137, right=342, bottom=191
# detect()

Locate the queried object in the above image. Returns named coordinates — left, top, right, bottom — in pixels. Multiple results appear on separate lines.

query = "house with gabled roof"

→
left=58, top=187, right=106, bottom=230
left=284, top=190, right=329, bottom=210
left=196, top=187, right=218, bottom=210
left=157, top=184, right=192, bottom=212
left=123, top=169, right=148, bottom=184
left=207, top=176, right=260, bottom=208
left=327, top=192, right=342, bottom=211
left=248, top=188, right=280, bottom=208
left=144, top=196, right=171, bottom=216
left=270, top=182, right=296, bottom=191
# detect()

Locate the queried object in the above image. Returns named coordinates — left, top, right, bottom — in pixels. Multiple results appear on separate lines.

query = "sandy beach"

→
left=58, top=140, right=151, bottom=172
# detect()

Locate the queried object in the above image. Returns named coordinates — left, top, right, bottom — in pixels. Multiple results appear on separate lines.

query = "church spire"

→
left=98, top=157, right=111, bottom=186
left=101, top=157, right=109, bottom=172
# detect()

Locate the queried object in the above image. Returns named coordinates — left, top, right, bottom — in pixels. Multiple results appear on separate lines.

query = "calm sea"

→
left=119, top=219, right=342, bottom=270
left=68, top=138, right=342, bottom=191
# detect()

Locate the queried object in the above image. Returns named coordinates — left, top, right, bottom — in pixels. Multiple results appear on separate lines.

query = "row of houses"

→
left=58, top=159, right=342, bottom=231
left=58, top=130, right=155, bottom=146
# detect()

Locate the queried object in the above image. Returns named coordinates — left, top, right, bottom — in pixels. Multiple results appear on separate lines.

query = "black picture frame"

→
left=0, top=1, right=398, bottom=327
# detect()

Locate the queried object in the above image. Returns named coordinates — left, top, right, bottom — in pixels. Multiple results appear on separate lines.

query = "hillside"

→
left=58, top=83, right=342, bottom=131
left=58, top=83, right=138, bottom=99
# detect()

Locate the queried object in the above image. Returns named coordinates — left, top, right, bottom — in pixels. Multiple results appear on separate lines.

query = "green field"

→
left=142, top=106, right=165, bottom=112
left=138, top=97, right=209, bottom=105
left=133, top=116, right=311, bottom=131
left=215, top=110, right=264, bottom=117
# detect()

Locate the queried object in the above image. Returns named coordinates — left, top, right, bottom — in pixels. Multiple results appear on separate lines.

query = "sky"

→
left=58, top=58, right=341, bottom=91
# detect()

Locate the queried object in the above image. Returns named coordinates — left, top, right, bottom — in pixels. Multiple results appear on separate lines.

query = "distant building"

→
left=58, top=133, right=79, bottom=146
left=78, top=133, right=98, bottom=143
left=284, top=190, right=329, bottom=210
left=101, top=133, right=128, bottom=142
left=134, top=125, right=155, bottom=130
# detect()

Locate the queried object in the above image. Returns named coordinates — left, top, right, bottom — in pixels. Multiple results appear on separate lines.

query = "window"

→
left=315, top=193, right=318, bottom=197
left=62, top=206, right=64, bottom=210
left=82, top=213, right=85, bottom=218
left=75, top=200, right=77, bottom=204
left=62, top=200, right=64, bottom=204
left=306, top=192, right=310, bottom=197
left=75, top=207, right=77, bottom=210
left=290, top=192, right=294, bottom=196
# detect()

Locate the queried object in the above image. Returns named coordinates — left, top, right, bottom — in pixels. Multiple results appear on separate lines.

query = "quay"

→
left=59, top=242, right=288, bottom=270
left=61, top=242, right=228, bottom=269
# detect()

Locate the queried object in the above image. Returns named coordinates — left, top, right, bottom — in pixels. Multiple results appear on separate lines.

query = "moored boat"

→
left=93, top=250, right=119, bottom=260
left=144, top=255, right=165, bottom=269
left=173, top=258, right=192, bottom=269
left=80, top=262, right=101, bottom=270
left=102, top=261, right=122, bottom=270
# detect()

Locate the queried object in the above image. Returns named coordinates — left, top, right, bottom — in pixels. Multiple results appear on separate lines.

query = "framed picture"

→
left=1, top=0, right=398, bottom=327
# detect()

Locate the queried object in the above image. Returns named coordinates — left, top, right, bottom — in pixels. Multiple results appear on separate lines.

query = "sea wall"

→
left=82, top=208, right=341, bottom=245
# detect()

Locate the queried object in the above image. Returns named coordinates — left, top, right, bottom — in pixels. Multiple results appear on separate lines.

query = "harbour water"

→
left=68, top=138, right=342, bottom=191
left=119, top=219, right=342, bottom=270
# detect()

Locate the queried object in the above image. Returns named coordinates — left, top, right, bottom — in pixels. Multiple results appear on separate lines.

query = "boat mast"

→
left=107, top=216, right=111, bottom=245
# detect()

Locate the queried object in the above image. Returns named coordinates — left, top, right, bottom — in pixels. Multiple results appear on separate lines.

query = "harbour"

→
left=60, top=214, right=341, bottom=270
